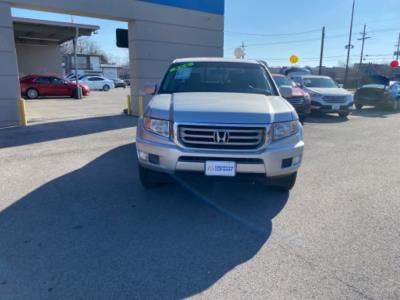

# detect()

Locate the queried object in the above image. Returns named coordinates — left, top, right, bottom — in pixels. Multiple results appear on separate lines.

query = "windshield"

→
left=303, top=77, right=338, bottom=88
left=159, top=62, right=278, bottom=95
left=273, top=76, right=295, bottom=88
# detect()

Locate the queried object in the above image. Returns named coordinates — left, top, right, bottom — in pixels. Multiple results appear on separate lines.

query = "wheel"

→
left=103, top=85, right=110, bottom=92
left=138, top=165, right=170, bottom=188
left=339, top=111, right=350, bottom=118
left=268, top=172, right=297, bottom=191
left=26, top=88, right=39, bottom=99
left=355, top=104, right=363, bottom=110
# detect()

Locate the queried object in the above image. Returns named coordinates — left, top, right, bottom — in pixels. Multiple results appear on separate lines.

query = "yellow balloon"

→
left=290, top=55, right=299, bottom=64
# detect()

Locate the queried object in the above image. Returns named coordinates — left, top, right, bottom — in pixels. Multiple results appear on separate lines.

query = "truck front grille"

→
left=323, top=95, right=347, bottom=103
left=288, top=96, right=305, bottom=105
left=178, top=125, right=266, bottom=150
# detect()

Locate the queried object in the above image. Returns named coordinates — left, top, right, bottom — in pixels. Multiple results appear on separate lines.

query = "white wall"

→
left=16, top=43, right=63, bottom=77
left=0, top=2, right=20, bottom=127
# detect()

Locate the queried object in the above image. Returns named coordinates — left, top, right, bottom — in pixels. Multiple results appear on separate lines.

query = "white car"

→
left=78, top=76, right=115, bottom=91
left=291, top=75, right=353, bottom=117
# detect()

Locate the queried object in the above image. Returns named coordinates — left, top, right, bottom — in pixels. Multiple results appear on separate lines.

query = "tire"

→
left=355, top=104, right=363, bottom=110
left=268, top=172, right=297, bottom=191
left=339, top=111, right=350, bottom=118
left=103, top=85, right=110, bottom=92
left=138, top=165, right=170, bottom=188
left=26, top=88, right=39, bottom=99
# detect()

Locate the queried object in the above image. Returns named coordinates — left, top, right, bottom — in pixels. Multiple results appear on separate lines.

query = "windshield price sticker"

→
left=169, top=62, right=194, bottom=73
left=175, top=67, right=192, bottom=80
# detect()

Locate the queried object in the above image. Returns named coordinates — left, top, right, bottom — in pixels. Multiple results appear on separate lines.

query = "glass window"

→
left=34, top=77, right=51, bottom=84
left=50, top=77, right=64, bottom=85
left=159, top=62, right=278, bottom=95
left=273, top=76, right=295, bottom=88
left=303, top=77, right=338, bottom=88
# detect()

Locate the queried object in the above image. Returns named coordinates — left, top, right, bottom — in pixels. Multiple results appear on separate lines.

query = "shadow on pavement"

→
left=0, top=115, right=137, bottom=149
left=304, top=113, right=350, bottom=124
left=350, top=107, right=399, bottom=118
left=0, top=143, right=288, bottom=299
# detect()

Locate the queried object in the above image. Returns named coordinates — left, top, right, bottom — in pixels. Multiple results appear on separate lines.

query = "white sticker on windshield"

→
left=175, top=67, right=192, bottom=80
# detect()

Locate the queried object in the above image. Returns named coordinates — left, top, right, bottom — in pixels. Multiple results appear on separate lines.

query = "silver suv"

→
left=136, top=58, right=304, bottom=190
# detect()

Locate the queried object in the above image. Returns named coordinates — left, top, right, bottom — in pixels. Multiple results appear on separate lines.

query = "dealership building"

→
left=0, top=0, right=224, bottom=127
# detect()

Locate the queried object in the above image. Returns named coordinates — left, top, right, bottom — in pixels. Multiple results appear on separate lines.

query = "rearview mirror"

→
left=144, top=84, right=157, bottom=95
left=280, top=86, right=293, bottom=99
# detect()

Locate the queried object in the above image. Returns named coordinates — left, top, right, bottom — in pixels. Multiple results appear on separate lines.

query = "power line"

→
left=224, top=28, right=321, bottom=37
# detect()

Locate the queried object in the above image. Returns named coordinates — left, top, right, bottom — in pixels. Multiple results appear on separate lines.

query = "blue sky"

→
left=12, top=0, right=400, bottom=67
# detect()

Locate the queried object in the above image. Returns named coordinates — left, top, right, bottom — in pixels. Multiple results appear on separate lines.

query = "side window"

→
left=35, top=77, right=51, bottom=84
left=50, top=77, right=64, bottom=85
left=88, top=77, right=99, bottom=81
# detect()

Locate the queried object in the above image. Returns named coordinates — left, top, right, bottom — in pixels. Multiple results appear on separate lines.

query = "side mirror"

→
left=280, top=86, right=293, bottom=99
left=144, top=84, right=157, bottom=95
left=338, top=83, right=344, bottom=88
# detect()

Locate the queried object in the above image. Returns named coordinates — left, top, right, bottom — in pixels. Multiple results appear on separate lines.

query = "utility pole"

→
left=240, top=41, right=246, bottom=59
left=357, top=24, right=371, bottom=72
left=318, top=26, right=325, bottom=75
left=344, top=0, right=355, bottom=88
left=396, top=33, right=400, bottom=61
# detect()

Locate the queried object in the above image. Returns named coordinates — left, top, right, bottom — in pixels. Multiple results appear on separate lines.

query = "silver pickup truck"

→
left=136, top=58, right=304, bottom=190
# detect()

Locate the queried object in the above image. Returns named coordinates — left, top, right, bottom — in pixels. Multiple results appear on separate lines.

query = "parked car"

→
left=292, top=75, right=353, bottom=117
left=113, top=78, right=127, bottom=88
left=354, top=75, right=400, bottom=110
left=124, top=79, right=131, bottom=86
left=272, top=74, right=311, bottom=120
left=20, top=75, right=90, bottom=99
left=136, top=58, right=304, bottom=190
left=78, top=76, right=115, bottom=91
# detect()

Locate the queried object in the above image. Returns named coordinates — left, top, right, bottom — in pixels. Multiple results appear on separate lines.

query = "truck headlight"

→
left=144, top=117, right=170, bottom=138
left=272, top=121, right=300, bottom=141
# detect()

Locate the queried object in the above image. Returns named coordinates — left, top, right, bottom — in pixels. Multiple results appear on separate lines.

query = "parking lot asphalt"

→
left=0, top=106, right=400, bottom=299
left=25, top=88, right=129, bottom=123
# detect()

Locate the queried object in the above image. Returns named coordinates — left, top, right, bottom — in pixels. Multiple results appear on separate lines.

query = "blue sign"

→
left=139, top=0, right=224, bottom=15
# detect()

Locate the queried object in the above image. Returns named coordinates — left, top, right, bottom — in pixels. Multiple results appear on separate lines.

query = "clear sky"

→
left=12, top=0, right=400, bottom=67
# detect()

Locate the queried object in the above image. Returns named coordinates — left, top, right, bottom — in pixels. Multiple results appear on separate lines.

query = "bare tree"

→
left=61, top=37, right=110, bottom=64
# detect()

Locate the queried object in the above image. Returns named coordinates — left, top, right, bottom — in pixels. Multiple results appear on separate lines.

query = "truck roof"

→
left=173, top=57, right=260, bottom=64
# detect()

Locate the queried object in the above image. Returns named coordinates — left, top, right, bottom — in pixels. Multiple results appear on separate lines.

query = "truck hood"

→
left=146, top=93, right=296, bottom=124
left=304, top=87, right=352, bottom=96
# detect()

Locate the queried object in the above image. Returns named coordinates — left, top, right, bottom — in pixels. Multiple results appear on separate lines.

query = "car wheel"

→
left=267, top=172, right=297, bottom=191
left=103, top=85, right=110, bottom=92
left=26, top=88, right=39, bottom=99
left=339, top=111, right=350, bottom=118
left=138, top=165, right=171, bottom=188
left=355, top=104, right=363, bottom=110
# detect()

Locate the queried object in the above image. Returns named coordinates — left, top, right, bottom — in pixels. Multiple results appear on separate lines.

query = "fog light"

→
left=293, top=155, right=301, bottom=166
left=148, top=154, right=160, bottom=165
left=281, top=158, right=293, bottom=168
left=138, top=150, right=148, bottom=161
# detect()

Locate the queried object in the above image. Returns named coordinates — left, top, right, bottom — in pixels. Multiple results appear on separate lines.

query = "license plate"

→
left=332, top=105, right=340, bottom=110
left=205, top=161, right=236, bottom=177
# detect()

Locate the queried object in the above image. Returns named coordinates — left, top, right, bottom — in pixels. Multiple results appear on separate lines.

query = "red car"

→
left=20, top=75, right=90, bottom=99
left=272, top=74, right=311, bottom=120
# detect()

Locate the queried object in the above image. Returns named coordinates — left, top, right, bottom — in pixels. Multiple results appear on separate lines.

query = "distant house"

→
left=63, top=54, right=120, bottom=79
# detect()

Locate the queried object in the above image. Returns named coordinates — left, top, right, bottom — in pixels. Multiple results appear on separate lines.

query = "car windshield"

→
left=273, top=76, right=295, bottom=88
left=159, top=62, right=278, bottom=95
left=303, top=77, right=338, bottom=88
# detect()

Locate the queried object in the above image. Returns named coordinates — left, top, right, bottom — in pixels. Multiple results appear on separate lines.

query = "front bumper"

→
left=311, top=100, right=353, bottom=112
left=136, top=121, right=304, bottom=178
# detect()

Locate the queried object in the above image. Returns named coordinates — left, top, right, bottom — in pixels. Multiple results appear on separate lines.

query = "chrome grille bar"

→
left=178, top=125, right=265, bottom=149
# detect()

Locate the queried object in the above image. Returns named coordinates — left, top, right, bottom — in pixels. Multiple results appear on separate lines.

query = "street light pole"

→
left=73, top=25, right=82, bottom=99
left=344, top=0, right=355, bottom=88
